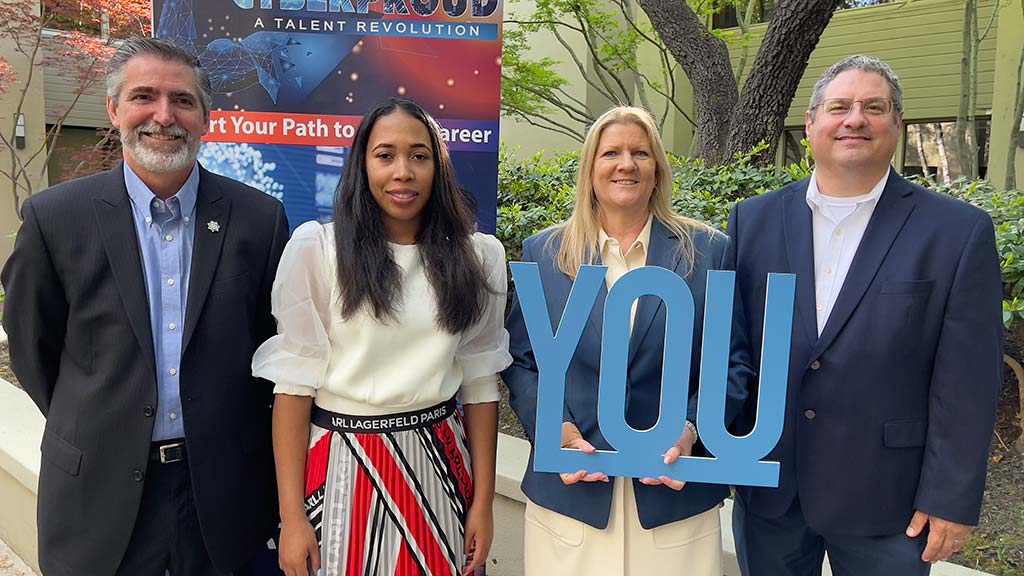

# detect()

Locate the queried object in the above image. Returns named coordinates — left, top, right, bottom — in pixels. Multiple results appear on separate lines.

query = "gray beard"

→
left=121, top=128, right=200, bottom=174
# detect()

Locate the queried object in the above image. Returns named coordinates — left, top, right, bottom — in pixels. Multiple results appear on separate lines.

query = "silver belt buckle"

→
left=159, top=441, right=185, bottom=464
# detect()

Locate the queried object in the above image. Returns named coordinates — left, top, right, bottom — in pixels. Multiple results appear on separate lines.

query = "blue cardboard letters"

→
left=509, top=263, right=796, bottom=488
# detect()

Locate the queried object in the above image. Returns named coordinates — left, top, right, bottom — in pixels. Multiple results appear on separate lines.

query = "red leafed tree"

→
left=0, top=0, right=150, bottom=215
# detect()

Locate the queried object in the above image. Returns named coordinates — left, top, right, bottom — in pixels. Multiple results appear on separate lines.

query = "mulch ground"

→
left=497, top=328, right=1024, bottom=575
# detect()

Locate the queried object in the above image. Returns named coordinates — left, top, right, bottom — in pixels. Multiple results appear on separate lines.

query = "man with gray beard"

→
left=2, top=37, right=288, bottom=576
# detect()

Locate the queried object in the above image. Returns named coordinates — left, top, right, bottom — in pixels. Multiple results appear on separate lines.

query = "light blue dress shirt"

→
left=123, top=163, right=198, bottom=441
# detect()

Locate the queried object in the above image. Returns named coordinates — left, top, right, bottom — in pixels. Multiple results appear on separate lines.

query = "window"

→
left=903, top=119, right=991, bottom=183
left=782, top=129, right=808, bottom=167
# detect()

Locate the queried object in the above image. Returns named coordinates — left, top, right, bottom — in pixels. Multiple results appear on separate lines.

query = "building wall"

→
left=498, top=0, right=589, bottom=158
left=726, top=0, right=1002, bottom=127
left=41, top=29, right=109, bottom=129
left=0, top=0, right=49, bottom=264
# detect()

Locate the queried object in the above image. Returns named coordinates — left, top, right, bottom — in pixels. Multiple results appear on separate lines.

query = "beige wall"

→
left=499, top=0, right=697, bottom=157
left=499, top=0, right=588, bottom=157
left=0, top=0, right=48, bottom=264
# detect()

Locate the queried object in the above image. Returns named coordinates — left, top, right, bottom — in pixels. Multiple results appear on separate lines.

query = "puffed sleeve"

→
left=456, top=233, right=513, bottom=405
left=252, top=220, right=334, bottom=397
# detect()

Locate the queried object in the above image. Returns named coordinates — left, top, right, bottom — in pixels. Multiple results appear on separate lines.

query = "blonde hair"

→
left=549, top=105, right=708, bottom=278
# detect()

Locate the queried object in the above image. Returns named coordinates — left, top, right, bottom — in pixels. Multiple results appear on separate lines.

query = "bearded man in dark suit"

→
left=2, top=37, right=288, bottom=576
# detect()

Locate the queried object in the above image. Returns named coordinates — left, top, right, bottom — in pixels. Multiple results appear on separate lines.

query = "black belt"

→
left=312, top=397, right=458, bottom=434
left=149, top=440, right=187, bottom=464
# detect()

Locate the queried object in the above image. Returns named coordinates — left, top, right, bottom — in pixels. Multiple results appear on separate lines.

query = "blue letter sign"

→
left=509, top=263, right=796, bottom=488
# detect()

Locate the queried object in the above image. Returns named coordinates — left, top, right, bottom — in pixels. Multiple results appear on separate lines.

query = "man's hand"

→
left=639, top=426, right=696, bottom=491
left=906, top=510, right=973, bottom=563
left=559, top=422, right=609, bottom=485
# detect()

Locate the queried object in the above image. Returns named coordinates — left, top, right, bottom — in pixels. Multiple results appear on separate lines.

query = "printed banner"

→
left=153, top=0, right=503, bottom=232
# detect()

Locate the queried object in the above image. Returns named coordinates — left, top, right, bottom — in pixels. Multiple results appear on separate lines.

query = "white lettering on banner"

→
left=282, top=117, right=330, bottom=138
left=231, top=116, right=278, bottom=136
left=438, top=128, right=492, bottom=145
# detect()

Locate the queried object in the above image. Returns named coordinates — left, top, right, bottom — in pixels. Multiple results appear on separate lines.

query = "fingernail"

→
left=906, top=527, right=913, bottom=536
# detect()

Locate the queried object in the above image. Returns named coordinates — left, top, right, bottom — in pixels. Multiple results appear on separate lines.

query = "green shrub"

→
left=908, top=176, right=1024, bottom=328
left=497, top=142, right=812, bottom=252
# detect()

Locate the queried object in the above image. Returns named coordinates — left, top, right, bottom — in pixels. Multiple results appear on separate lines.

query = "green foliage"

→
left=497, top=143, right=808, bottom=251
left=908, top=176, right=1024, bottom=328
left=496, top=146, right=578, bottom=261
left=498, top=148, right=1024, bottom=331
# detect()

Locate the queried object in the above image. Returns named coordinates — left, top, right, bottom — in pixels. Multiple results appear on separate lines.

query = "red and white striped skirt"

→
left=304, top=398, right=474, bottom=576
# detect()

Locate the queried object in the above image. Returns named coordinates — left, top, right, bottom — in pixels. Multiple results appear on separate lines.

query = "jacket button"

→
left=810, top=360, right=821, bottom=370
left=131, top=469, right=145, bottom=482
left=804, top=409, right=816, bottom=420
left=143, top=405, right=155, bottom=417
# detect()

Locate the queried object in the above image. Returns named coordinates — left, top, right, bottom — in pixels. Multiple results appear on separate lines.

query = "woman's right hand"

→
left=559, top=422, right=610, bottom=485
left=278, top=516, right=321, bottom=576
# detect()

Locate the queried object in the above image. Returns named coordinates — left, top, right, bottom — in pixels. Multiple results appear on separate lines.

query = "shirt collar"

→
left=599, top=213, right=654, bottom=257
left=805, top=168, right=889, bottom=211
left=123, top=162, right=200, bottom=223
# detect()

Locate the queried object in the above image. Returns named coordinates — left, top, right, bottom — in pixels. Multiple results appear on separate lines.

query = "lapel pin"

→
left=207, top=220, right=221, bottom=233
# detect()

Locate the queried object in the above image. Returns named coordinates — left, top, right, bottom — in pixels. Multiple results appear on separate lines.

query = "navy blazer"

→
left=503, top=219, right=755, bottom=529
left=729, top=170, right=1003, bottom=536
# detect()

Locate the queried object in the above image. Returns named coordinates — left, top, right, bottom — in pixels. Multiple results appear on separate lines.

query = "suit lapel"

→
left=782, top=181, right=819, bottom=350
left=92, top=165, right=156, bottom=377
left=627, top=220, right=679, bottom=365
left=183, top=169, right=230, bottom=353
left=585, top=252, right=609, bottom=341
left=811, top=170, right=916, bottom=358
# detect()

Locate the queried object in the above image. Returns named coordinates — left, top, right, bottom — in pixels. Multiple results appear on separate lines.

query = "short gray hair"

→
left=106, top=37, right=212, bottom=115
left=809, top=55, right=903, bottom=117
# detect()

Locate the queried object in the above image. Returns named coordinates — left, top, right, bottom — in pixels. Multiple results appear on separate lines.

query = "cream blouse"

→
left=252, top=221, right=512, bottom=416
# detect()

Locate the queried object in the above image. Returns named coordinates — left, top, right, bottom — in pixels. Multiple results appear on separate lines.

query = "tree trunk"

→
left=935, top=123, right=952, bottom=184
left=915, top=126, right=931, bottom=179
left=1006, top=45, right=1024, bottom=190
left=638, top=0, right=737, bottom=165
left=728, top=0, right=844, bottom=165
left=956, top=0, right=976, bottom=179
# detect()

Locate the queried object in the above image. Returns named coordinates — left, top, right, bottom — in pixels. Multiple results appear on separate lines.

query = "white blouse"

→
left=252, top=221, right=512, bottom=416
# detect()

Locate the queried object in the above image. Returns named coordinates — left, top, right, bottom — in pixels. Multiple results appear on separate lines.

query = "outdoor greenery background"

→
left=495, top=143, right=1024, bottom=331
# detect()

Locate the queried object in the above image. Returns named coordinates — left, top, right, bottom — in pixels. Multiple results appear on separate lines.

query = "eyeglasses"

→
left=812, top=98, right=895, bottom=117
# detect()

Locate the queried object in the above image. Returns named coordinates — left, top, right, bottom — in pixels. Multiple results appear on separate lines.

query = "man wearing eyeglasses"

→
left=727, top=55, right=1003, bottom=575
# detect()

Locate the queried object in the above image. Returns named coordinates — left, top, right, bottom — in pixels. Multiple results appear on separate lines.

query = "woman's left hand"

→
left=639, top=427, right=696, bottom=491
left=463, top=501, right=493, bottom=575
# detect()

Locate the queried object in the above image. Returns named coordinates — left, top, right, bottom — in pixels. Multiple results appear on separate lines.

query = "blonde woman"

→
left=503, top=106, right=754, bottom=574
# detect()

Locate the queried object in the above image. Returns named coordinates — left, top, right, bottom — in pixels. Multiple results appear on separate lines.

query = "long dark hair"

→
left=333, top=97, right=487, bottom=334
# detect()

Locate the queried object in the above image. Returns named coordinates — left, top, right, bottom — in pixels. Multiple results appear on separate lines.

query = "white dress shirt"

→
left=806, top=169, right=889, bottom=335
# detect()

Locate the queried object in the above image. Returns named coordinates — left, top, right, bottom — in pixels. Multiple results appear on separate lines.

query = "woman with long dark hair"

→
left=253, top=98, right=511, bottom=576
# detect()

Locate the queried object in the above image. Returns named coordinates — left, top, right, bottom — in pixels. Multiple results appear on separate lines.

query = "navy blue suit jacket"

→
left=729, top=170, right=1003, bottom=536
left=503, top=219, right=755, bottom=529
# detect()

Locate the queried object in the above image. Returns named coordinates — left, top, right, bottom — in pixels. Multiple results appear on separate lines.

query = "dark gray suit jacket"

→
left=2, top=163, right=289, bottom=575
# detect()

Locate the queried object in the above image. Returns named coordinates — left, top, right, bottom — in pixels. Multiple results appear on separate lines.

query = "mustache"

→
left=133, top=123, right=190, bottom=139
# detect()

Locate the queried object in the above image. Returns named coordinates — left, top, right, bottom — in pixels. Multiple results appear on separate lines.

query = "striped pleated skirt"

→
left=304, top=398, right=473, bottom=576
